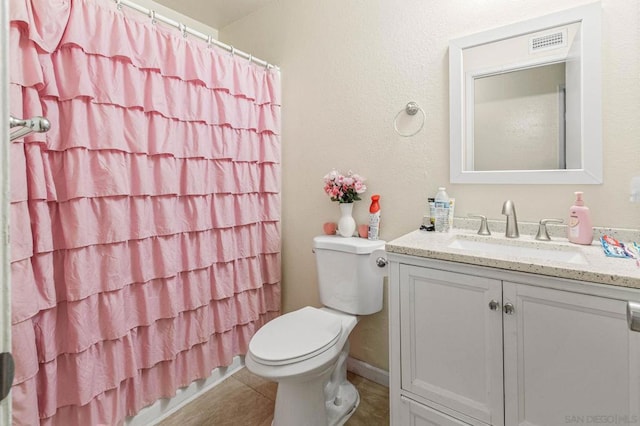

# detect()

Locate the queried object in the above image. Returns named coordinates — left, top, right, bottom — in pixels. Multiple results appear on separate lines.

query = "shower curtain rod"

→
left=115, top=0, right=279, bottom=71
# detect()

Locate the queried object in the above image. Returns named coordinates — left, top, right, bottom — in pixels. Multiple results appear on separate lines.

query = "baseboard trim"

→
left=125, top=355, right=245, bottom=426
left=125, top=355, right=387, bottom=425
left=346, top=357, right=389, bottom=388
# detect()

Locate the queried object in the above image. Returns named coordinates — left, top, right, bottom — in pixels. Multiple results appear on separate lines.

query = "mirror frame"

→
left=449, top=2, right=602, bottom=184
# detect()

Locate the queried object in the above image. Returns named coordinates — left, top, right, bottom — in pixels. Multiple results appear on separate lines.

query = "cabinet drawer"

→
left=400, top=396, right=472, bottom=425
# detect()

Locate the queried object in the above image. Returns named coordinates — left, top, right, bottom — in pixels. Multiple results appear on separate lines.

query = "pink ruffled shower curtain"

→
left=8, top=0, right=281, bottom=424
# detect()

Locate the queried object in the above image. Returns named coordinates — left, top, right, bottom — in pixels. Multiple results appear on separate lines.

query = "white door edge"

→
left=0, top=0, right=12, bottom=422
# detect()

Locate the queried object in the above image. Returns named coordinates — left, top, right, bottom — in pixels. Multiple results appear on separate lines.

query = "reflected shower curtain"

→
left=8, top=0, right=281, bottom=424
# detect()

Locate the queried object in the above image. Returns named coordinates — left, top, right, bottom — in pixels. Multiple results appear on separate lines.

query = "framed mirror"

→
left=449, top=3, right=602, bottom=184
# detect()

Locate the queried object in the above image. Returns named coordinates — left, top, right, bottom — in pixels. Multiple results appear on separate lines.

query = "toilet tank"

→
left=313, top=236, right=386, bottom=315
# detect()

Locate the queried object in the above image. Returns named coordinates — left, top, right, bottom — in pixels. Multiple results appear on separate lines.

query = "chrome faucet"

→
left=502, top=200, right=519, bottom=238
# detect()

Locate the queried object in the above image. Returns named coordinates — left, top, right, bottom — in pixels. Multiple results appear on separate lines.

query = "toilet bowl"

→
left=246, top=307, right=359, bottom=426
left=245, top=236, right=387, bottom=426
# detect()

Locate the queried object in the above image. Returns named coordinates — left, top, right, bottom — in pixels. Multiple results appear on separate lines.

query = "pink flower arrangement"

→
left=323, top=169, right=367, bottom=203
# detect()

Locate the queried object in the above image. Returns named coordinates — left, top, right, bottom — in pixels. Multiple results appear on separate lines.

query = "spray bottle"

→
left=368, top=195, right=381, bottom=240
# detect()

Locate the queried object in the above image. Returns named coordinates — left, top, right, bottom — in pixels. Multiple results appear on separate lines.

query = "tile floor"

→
left=158, top=368, right=390, bottom=426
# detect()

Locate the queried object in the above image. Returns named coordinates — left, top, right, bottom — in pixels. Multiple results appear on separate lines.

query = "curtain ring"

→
left=393, top=102, right=426, bottom=137
left=149, top=10, right=156, bottom=25
left=207, top=35, right=213, bottom=49
left=115, top=0, right=122, bottom=10
left=180, top=23, right=187, bottom=38
left=230, top=46, right=235, bottom=57
left=248, top=54, right=253, bottom=64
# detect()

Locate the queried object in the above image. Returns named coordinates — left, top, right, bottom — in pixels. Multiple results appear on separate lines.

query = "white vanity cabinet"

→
left=389, top=255, right=640, bottom=426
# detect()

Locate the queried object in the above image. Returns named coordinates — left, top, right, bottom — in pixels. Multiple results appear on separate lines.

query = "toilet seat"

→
left=249, top=307, right=343, bottom=366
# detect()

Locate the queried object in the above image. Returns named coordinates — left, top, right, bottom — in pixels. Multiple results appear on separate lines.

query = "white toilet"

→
left=246, top=235, right=386, bottom=426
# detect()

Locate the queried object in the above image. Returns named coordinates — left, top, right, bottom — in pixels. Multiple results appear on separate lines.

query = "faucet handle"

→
left=468, top=214, right=491, bottom=236
left=535, top=219, right=564, bottom=241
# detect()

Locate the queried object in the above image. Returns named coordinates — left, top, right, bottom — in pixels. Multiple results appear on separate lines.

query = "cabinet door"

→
left=400, top=396, right=472, bottom=426
left=400, top=265, right=504, bottom=425
left=503, top=282, right=640, bottom=426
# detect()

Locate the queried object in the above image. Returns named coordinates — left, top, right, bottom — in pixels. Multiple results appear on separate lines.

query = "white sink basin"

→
left=447, top=236, right=589, bottom=265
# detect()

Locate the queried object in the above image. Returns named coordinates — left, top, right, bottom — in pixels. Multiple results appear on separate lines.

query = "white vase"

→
left=337, top=203, right=356, bottom=237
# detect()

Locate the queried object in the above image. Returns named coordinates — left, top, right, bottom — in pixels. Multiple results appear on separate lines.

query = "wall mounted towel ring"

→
left=393, top=101, right=425, bottom=137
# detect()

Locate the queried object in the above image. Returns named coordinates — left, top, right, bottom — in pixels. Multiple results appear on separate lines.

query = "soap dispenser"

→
left=568, top=192, right=593, bottom=245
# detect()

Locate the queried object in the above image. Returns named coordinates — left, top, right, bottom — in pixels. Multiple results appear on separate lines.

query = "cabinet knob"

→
left=488, top=300, right=500, bottom=311
left=503, top=303, right=515, bottom=315
left=627, top=301, right=640, bottom=332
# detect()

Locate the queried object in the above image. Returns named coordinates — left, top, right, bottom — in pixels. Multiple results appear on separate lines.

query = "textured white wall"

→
left=220, top=0, right=640, bottom=371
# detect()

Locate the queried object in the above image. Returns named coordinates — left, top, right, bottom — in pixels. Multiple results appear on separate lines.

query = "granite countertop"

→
left=386, top=220, right=640, bottom=289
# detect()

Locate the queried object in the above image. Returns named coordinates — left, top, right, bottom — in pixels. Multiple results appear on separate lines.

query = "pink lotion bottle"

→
left=568, top=192, right=593, bottom=245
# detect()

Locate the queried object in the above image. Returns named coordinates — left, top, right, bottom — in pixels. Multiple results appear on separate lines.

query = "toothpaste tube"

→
left=600, top=235, right=632, bottom=258
left=627, top=242, right=640, bottom=259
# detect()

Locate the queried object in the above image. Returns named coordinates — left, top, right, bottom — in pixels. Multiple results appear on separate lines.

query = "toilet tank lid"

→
left=313, top=235, right=385, bottom=254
